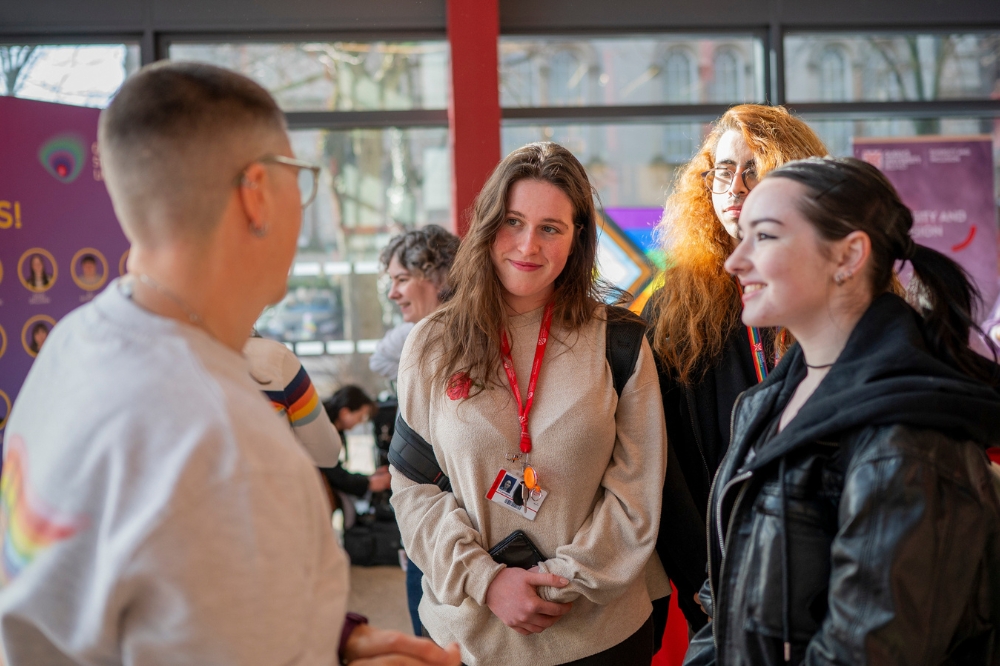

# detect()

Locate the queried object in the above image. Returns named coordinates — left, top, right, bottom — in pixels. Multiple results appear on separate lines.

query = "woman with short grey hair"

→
left=370, top=224, right=460, bottom=380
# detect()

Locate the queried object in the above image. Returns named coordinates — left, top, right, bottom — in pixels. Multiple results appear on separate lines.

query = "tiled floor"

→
left=347, top=565, right=413, bottom=635
left=341, top=427, right=413, bottom=635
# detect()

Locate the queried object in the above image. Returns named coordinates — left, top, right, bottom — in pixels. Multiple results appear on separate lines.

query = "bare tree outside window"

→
left=0, top=46, right=38, bottom=96
left=787, top=33, right=1000, bottom=135
left=0, top=44, right=137, bottom=107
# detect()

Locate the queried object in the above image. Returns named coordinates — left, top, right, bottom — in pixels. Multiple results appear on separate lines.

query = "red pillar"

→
left=447, top=0, right=501, bottom=236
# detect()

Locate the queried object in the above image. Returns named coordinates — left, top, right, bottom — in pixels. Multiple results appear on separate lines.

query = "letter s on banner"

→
left=0, top=202, right=11, bottom=229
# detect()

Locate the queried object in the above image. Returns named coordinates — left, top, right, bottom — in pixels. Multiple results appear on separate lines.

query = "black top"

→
left=642, top=290, right=774, bottom=629
left=686, top=292, right=1000, bottom=666
left=320, top=430, right=371, bottom=497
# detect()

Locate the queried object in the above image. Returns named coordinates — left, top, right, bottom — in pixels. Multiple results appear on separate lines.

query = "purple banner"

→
left=0, top=97, right=129, bottom=436
left=854, top=137, right=999, bottom=322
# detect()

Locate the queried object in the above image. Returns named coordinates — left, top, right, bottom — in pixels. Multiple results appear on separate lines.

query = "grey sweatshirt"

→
left=0, top=282, right=349, bottom=665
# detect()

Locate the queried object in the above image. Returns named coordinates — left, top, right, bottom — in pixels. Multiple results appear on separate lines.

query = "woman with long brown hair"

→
left=390, top=142, right=668, bottom=665
left=643, top=105, right=827, bottom=631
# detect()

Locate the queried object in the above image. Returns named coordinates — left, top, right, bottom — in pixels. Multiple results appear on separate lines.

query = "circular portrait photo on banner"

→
left=119, top=249, right=130, bottom=277
left=71, top=248, right=109, bottom=291
left=0, top=258, right=4, bottom=287
left=0, top=390, right=10, bottom=431
left=18, top=248, right=58, bottom=293
left=22, top=314, right=57, bottom=358
left=0, top=323, right=7, bottom=361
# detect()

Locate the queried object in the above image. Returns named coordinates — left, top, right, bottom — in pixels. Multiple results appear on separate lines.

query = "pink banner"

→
left=854, top=136, right=999, bottom=322
left=0, top=97, right=129, bottom=438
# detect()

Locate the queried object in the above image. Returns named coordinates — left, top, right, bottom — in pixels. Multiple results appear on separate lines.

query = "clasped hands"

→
left=485, top=566, right=573, bottom=635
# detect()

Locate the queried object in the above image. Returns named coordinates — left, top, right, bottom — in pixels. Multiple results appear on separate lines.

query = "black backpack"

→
left=388, top=306, right=647, bottom=491
left=343, top=513, right=404, bottom=567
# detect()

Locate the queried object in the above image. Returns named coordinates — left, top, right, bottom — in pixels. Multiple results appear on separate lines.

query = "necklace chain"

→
left=132, top=273, right=203, bottom=325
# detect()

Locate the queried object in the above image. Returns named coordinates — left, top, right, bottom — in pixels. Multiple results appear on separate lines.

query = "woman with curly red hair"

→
left=643, top=105, right=827, bottom=634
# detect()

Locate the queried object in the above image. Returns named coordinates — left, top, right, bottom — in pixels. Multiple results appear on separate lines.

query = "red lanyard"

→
left=500, top=301, right=555, bottom=454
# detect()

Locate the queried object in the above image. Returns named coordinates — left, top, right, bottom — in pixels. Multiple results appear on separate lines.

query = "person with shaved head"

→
left=0, top=62, right=459, bottom=666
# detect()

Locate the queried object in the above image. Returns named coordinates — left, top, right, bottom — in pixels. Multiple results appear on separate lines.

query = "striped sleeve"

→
left=281, top=366, right=323, bottom=427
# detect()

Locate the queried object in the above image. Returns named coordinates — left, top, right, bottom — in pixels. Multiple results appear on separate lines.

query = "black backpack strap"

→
left=388, top=413, right=451, bottom=492
left=605, top=305, right=647, bottom=398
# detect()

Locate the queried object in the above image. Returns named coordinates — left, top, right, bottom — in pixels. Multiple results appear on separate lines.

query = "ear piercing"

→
left=834, top=269, right=854, bottom=286
left=251, top=222, right=269, bottom=238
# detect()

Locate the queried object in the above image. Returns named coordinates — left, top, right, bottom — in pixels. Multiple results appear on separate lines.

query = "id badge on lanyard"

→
left=484, top=301, right=554, bottom=520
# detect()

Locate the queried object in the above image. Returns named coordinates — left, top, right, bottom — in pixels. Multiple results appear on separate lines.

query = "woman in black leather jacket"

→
left=685, top=157, right=1000, bottom=666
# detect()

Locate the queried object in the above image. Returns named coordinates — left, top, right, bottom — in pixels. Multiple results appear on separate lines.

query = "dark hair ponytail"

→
left=767, top=157, right=998, bottom=386
left=906, top=243, right=998, bottom=384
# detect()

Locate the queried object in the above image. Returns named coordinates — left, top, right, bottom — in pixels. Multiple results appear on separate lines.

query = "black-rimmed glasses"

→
left=238, top=155, right=322, bottom=207
left=701, top=166, right=759, bottom=194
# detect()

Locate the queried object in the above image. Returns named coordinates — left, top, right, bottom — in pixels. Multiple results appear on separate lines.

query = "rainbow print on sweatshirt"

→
left=264, top=365, right=323, bottom=427
left=0, top=436, right=82, bottom=586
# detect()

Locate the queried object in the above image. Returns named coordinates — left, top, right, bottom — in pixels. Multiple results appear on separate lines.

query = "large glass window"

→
left=500, top=34, right=765, bottom=107
left=0, top=43, right=139, bottom=107
left=785, top=33, right=1000, bottom=103
left=169, top=41, right=450, bottom=398
left=169, top=40, right=449, bottom=111
left=263, top=127, right=449, bottom=395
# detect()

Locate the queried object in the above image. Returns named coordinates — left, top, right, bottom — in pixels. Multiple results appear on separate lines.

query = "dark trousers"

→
left=561, top=614, right=654, bottom=665
left=405, top=559, right=424, bottom=636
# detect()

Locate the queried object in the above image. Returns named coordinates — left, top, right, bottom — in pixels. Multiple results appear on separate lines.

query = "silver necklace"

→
left=129, top=273, right=204, bottom=326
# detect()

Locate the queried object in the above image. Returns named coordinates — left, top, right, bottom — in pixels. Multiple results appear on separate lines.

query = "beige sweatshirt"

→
left=390, top=305, right=669, bottom=665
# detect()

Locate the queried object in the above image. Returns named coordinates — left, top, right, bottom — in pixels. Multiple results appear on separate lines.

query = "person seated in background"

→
left=369, top=224, right=459, bottom=636
left=244, top=334, right=342, bottom=468
left=320, top=385, right=391, bottom=520
left=244, top=343, right=389, bottom=528
left=685, top=157, right=1000, bottom=665
left=369, top=224, right=460, bottom=383
left=0, top=61, right=458, bottom=666
left=643, top=104, right=828, bottom=636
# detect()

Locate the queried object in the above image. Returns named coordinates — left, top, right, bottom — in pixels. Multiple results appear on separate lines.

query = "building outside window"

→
left=711, top=49, right=741, bottom=102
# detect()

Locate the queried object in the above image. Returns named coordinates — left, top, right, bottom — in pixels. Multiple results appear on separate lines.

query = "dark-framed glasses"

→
left=701, top=166, right=759, bottom=194
left=238, top=155, right=322, bottom=207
